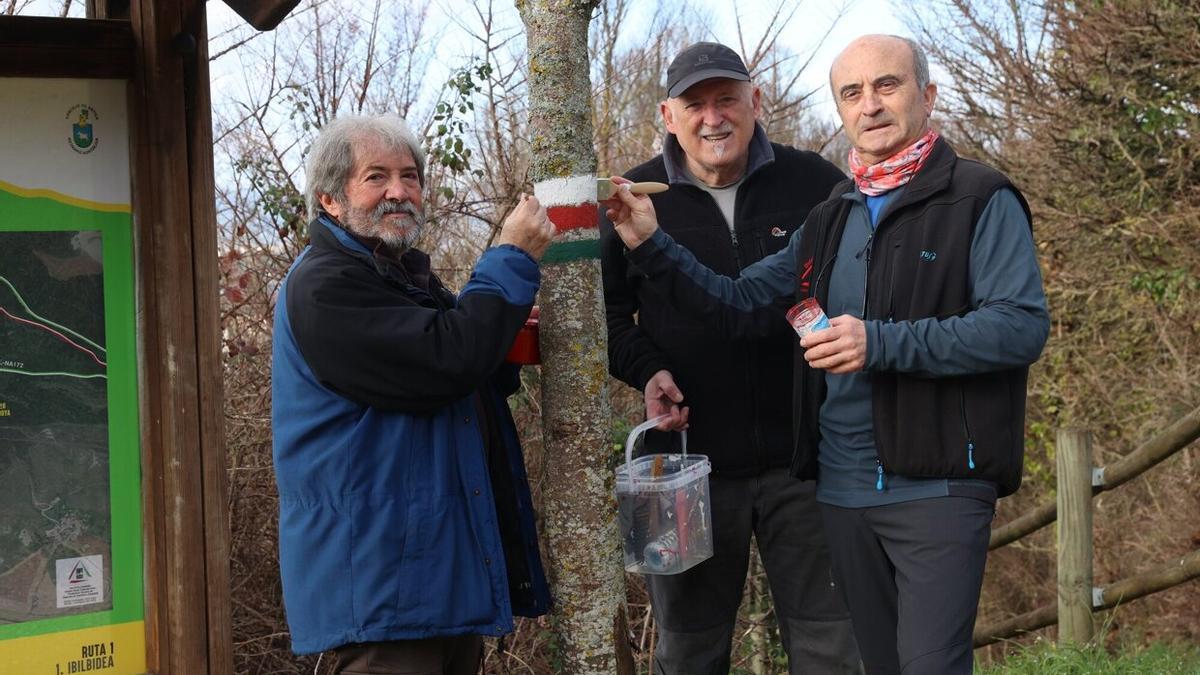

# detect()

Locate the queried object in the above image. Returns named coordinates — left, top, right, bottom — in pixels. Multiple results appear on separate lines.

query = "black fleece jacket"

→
left=600, top=128, right=844, bottom=476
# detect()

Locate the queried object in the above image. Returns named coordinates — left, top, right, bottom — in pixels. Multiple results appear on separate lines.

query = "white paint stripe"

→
left=534, top=175, right=596, bottom=207
left=553, top=227, right=599, bottom=242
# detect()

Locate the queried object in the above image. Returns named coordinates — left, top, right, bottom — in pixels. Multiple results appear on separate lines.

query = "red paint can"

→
left=505, top=306, right=541, bottom=365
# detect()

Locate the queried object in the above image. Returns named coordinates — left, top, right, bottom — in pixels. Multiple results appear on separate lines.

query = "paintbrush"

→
left=596, top=178, right=669, bottom=200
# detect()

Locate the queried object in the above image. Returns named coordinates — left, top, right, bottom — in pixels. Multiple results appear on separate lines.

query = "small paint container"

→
left=505, top=306, right=541, bottom=365
left=786, top=297, right=830, bottom=339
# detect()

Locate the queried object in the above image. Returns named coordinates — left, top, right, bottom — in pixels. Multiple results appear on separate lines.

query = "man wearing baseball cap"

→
left=601, top=42, right=861, bottom=673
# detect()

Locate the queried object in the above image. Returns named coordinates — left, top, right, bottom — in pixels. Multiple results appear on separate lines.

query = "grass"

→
left=981, top=640, right=1200, bottom=674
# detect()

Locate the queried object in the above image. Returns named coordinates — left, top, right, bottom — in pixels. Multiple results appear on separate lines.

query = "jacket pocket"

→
left=349, top=495, right=411, bottom=629
left=957, top=372, right=1016, bottom=483
left=875, top=374, right=988, bottom=480
left=414, top=497, right=498, bottom=629
left=959, top=382, right=977, bottom=473
left=278, top=495, right=357, bottom=643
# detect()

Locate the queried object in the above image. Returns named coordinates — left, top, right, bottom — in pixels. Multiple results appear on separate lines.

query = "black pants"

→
left=332, top=635, right=482, bottom=675
left=819, top=496, right=995, bottom=675
left=649, top=469, right=861, bottom=674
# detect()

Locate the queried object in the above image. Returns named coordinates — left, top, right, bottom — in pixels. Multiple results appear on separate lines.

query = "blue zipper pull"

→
left=967, top=441, right=976, bottom=470
left=875, top=461, right=884, bottom=491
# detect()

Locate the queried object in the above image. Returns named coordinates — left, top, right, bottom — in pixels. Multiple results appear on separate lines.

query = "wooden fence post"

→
left=1057, top=428, right=1095, bottom=644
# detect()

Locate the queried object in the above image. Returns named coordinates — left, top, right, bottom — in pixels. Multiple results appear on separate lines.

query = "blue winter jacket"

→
left=271, top=216, right=550, bottom=654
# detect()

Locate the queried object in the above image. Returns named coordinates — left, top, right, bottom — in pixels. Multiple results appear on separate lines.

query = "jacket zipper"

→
left=728, top=201, right=767, bottom=470
left=859, top=232, right=874, bottom=319
left=811, top=253, right=837, bottom=300
left=857, top=221, right=888, bottom=491
left=862, top=217, right=885, bottom=491
left=885, top=241, right=901, bottom=322
left=796, top=201, right=851, bottom=477
left=959, top=385, right=976, bottom=470
left=738, top=235, right=767, bottom=469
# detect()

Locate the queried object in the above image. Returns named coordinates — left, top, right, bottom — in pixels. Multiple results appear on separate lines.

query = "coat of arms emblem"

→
left=67, top=104, right=99, bottom=154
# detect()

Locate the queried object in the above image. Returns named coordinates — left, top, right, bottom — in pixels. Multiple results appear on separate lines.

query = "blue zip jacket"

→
left=272, top=216, right=550, bottom=654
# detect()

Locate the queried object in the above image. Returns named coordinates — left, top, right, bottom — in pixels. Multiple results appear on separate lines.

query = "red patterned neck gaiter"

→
left=849, top=128, right=940, bottom=196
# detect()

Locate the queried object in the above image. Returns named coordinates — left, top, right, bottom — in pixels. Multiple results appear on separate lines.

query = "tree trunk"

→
left=515, top=1, right=632, bottom=673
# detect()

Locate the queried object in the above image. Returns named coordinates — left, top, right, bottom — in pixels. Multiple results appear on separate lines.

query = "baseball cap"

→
left=666, top=42, right=751, bottom=98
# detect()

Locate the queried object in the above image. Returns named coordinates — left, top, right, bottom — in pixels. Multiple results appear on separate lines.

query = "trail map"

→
left=0, top=75, right=144, bottom=674
left=0, top=230, right=112, bottom=625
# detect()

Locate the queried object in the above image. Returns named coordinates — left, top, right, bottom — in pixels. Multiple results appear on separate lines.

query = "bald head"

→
left=830, top=35, right=929, bottom=95
left=827, top=34, right=938, bottom=166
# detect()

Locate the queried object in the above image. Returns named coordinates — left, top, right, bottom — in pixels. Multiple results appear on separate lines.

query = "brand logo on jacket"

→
left=920, top=250, right=938, bottom=262
left=770, top=227, right=787, bottom=237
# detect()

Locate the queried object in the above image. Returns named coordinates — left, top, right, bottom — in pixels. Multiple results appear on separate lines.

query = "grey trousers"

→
left=819, top=496, right=995, bottom=675
left=650, top=469, right=861, bottom=674
left=332, top=635, right=482, bottom=675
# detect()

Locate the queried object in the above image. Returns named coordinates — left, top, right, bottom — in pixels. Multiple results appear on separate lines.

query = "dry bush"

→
left=913, top=0, right=1200, bottom=663
left=215, top=0, right=1200, bottom=668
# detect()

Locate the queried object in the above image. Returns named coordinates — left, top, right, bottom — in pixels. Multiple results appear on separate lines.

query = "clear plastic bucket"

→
left=615, top=416, right=713, bottom=575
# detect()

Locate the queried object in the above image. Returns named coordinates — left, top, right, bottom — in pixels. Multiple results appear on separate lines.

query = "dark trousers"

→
left=332, top=636, right=482, bottom=675
left=819, top=496, right=995, bottom=675
left=650, top=468, right=861, bottom=674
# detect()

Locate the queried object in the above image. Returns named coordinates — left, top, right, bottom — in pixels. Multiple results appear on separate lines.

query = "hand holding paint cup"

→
left=786, top=297, right=830, bottom=339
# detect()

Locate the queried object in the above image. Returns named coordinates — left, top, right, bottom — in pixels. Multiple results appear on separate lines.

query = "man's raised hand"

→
left=601, top=176, right=660, bottom=249
left=498, top=193, right=555, bottom=259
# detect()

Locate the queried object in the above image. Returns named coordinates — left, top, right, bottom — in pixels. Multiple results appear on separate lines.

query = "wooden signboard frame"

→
left=0, top=3, right=232, bottom=673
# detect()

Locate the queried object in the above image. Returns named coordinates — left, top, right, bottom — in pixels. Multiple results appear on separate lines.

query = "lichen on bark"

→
left=516, top=1, right=633, bottom=673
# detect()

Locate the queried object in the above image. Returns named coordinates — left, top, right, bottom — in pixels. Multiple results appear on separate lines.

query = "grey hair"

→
left=898, top=36, right=930, bottom=90
left=304, top=113, right=426, bottom=222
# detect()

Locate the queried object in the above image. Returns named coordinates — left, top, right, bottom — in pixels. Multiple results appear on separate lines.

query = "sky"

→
left=15, top=0, right=911, bottom=154
left=202, top=0, right=910, bottom=123
left=688, top=0, right=910, bottom=119
left=26, top=0, right=909, bottom=90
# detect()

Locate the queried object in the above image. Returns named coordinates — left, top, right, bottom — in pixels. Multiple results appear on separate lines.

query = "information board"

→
left=0, top=78, right=145, bottom=675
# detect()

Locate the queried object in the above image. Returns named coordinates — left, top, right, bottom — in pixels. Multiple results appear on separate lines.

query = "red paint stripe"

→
left=547, top=204, right=598, bottom=232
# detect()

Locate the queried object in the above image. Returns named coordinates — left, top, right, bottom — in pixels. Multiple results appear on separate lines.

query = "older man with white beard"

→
left=600, top=42, right=858, bottom=674
left=271, top=113, right=555, bottom=674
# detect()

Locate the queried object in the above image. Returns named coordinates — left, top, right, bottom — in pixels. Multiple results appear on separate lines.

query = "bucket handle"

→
left=624, top=415, right=689, bottom=481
